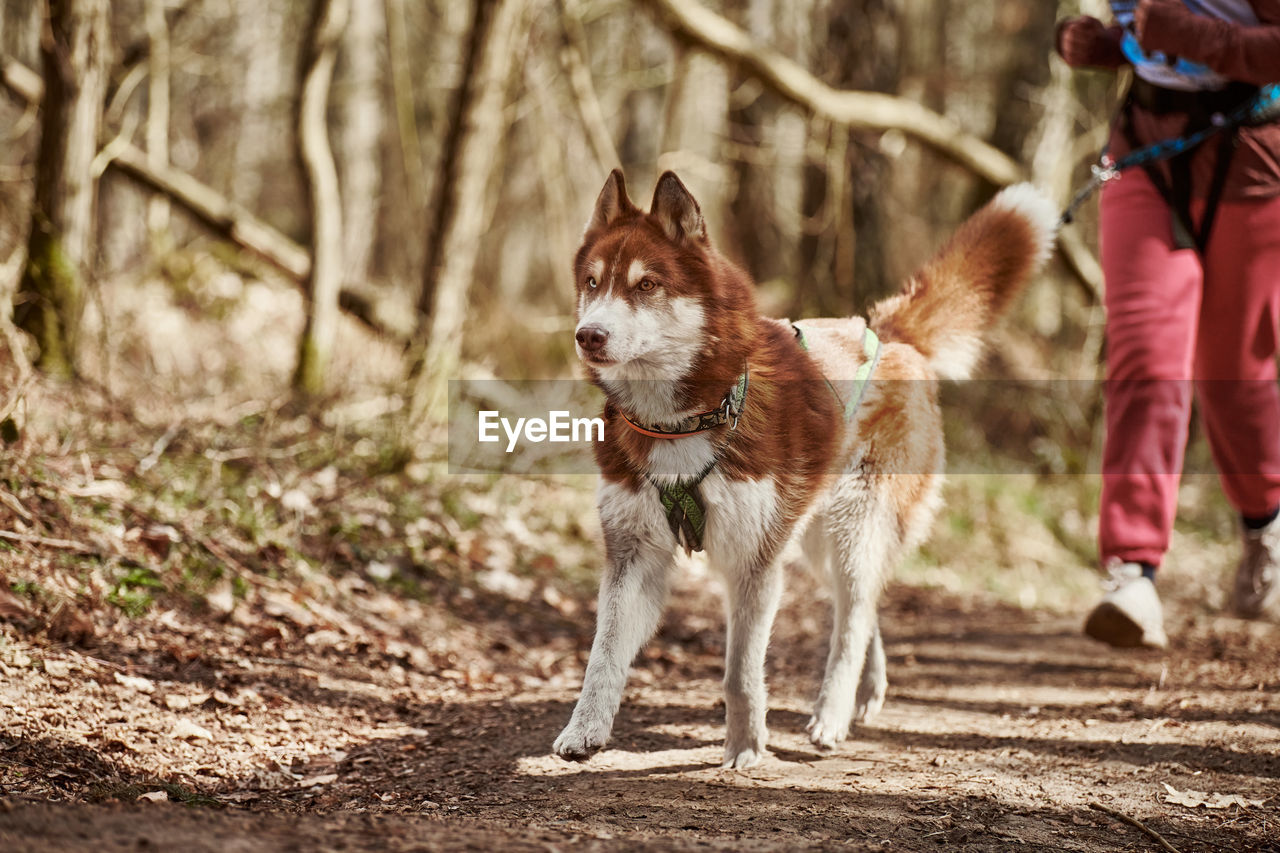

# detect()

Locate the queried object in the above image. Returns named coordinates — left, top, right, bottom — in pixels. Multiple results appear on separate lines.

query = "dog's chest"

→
left=644, top=435, right=716, bottom=486
left=700, top=473, right=780, bottom=567
left=600, top=468, right=781, bottom=568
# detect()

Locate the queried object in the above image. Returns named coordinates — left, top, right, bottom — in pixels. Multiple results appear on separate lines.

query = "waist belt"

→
left=1129, top=79, right=1259, bottom=117
left=1121, top=80, right=1266, bottom=254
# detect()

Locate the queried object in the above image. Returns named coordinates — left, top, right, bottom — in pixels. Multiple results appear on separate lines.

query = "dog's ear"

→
left=650, top=172, right=706, bottom=243
left=585, top=169, right=637, bottom=234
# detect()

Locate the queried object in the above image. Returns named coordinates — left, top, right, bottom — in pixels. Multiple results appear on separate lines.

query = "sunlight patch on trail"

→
left=517, top=746, right=722, bottom=776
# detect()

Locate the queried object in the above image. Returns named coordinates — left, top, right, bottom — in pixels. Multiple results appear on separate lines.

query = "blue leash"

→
left=1060, top=83, right=1280, bottom=226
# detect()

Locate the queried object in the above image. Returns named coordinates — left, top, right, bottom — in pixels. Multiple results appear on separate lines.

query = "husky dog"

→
left=553, top=170, right=1057, bottom=768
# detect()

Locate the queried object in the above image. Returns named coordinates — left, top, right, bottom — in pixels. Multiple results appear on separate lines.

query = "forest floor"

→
left=1, top=267, right=1279, bottom=851
left=2, top=542, right=1278, bottom=852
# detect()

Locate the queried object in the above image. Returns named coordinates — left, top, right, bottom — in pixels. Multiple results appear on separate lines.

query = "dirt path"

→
left=2, top=572, right=1277, bottom=852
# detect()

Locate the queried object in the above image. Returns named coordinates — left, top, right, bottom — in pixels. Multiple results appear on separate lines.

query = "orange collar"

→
left=615, top=369, right=749, bottom=440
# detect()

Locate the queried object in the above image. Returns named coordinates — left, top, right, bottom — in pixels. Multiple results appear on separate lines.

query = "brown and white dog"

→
left=553, top=170, right=1057, bottom=768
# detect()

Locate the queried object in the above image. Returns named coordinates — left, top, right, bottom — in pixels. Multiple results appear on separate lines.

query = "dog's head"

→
left=572, top=170, right=720, bottom=384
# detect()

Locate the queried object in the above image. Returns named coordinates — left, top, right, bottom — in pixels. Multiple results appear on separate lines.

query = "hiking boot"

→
left=1234, top=516, right=1280, bottom=619
left=1084, top=561, right=1168, bottom=649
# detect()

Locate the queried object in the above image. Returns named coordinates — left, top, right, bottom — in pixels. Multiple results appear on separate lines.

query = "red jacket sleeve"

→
left=1139, top=0, right=1280, bottom=86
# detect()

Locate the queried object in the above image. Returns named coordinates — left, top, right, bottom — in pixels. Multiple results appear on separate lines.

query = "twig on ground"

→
left=1088, top=801, right=1182, bottom=853
left=136, top=422, right=183, bottom=474
left=63, top=650, right=126, bottom=671
left=0, top=530, right=100, bottom=556
left=0, top=487, right=34, bottom=523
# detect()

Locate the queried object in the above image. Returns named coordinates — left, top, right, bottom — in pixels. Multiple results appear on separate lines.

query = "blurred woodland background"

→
left=0, top=0, right=1245, bottom=619
left=4, top=5, right=1279, bottom=836
left=0, top=0, right=1124, bottom=393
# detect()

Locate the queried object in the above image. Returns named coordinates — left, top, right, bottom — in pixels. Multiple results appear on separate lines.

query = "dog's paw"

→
left=853, top=682, right=886, bottom=725
left=854, top=635, right=888, bottom=724
left=552, top=719, right=610, bottom=762
left=805, top=715, right=847, bottom=750
left=721, top=746, right=766, bottom=769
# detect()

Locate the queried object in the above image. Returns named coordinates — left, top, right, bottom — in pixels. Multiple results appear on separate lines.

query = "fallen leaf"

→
left=170, top=720, right=213, bottom=741
left=137, top=790, right=169, bottom=803
left=114, top=672, right=156, bottom=693
left=164, top=692, right=211, bottom=711
left=0, top=591, right=30, bottom=623
left=138, top=524, right=180, bottom=559
left=206, top=580, right=235, bottom=616
left=42, top=659, right=72, bottom=677
left=47, top=604, right=95, bottom=646
left=1162, top=783, right=1267, bottom=809
left=299, top=773, right=338, bottom=787
left=303, top=629, right=345, bottom=649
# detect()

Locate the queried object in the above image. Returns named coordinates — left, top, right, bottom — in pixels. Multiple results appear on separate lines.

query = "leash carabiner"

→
left=1060, top=156, right=1120, bottom=226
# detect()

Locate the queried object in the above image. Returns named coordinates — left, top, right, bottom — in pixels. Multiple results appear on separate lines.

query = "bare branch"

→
left=557, top=0, right=620, bottom=173
left=0, top=56, right=409, bottom=341
left=638, top=0, right=1023, bottom=185
left=635, top=0, right=1103, bottom=301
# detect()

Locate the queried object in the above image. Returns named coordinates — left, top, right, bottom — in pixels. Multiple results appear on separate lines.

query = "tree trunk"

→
left=725, top=0, right=786, bottom=286
left=384, top=0, right=424, bottom=208
left=794, top=0, right=899, bottom=317
left=14, top=0, right=109, bottom=378
left=411, top=0, right=531, bottom=420
left=145, top=0, right=170, bottom=239
left=338, top=0, right=384, bottom=286
left=293, top=0, right=350, bottom=396
left=231, top=0, right=284, bottom=209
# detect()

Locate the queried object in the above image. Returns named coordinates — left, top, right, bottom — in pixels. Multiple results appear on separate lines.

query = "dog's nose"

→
left=575, top=325, right=609, bottom=353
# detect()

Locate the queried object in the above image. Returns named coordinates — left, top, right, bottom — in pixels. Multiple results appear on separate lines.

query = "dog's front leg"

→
left=554, top=493, right=673, bottom=761
left=721, top=558, right=783, bottom=769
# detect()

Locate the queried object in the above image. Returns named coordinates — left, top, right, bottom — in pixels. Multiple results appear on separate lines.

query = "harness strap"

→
left=638, top=324, right=882, bottom=554
left=1197, top=129, right=1239, bottom=253
left=619, top=372, right=747, bottom=552
left=1063, top=83, right=1276, bottom=228
left=1121, top=106, right=1240, bottom=255
left=650, top=460, right=716, bottom=554
left=793, top=323, right=882, bottom=421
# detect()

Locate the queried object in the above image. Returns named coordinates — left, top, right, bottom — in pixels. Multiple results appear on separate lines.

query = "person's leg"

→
left=1195, top=195, right=1280, bottom=513
left=1195, top=194, right=1280, bottom=618
left=1097, top=170, right=1203, bottom=569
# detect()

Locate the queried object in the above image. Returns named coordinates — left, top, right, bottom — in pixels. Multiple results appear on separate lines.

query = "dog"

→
left=552, top=169, right=1057, bottom=768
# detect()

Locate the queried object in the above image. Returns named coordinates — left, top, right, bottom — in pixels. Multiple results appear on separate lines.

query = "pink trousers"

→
left=1098, top=170, right=1280, bottom=568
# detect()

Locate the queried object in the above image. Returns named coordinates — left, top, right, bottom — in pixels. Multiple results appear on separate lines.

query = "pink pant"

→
left=1098, top=170, right=1280, bottom=568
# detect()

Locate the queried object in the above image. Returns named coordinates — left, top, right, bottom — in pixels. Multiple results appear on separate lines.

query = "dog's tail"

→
left=868, top=183, right=1058, bottom=380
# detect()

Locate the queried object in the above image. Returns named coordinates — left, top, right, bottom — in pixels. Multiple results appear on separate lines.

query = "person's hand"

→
left=1056, top=16, right=1125, bottom=68
left=1135, top=0, right=1190, bottom=44
left=1135, top=0, right=1199, bottom=55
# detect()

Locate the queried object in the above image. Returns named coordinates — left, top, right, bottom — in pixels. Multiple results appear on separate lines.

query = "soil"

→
left=0, top=271, right=1276, bottom=851
left=2, top=567, right=1278, bottom=852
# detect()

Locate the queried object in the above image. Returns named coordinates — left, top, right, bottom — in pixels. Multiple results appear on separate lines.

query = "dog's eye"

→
left=637, top=278, right=656, bottom=292
left=586, top=276, right=597, bottom=289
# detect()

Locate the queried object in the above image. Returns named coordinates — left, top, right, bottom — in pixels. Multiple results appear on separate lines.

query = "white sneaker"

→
left=1084, top=561, right=1168, bottom=649
left=1235, top=516, right=1280, bottom=619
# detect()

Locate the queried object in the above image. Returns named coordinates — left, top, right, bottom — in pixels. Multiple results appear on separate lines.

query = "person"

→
left=1055, top=0, right=1280, bottom=647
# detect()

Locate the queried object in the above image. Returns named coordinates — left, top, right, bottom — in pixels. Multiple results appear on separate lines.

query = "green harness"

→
left=792, top=323, right=882, bottom=421
left=650, top=324, right=882, bottom=554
